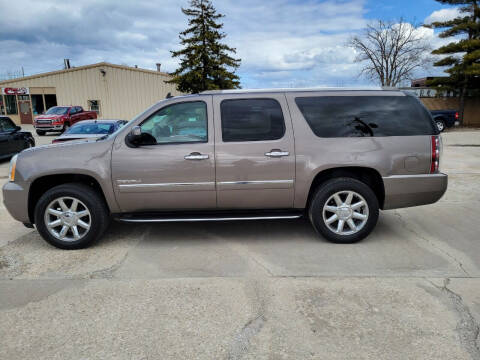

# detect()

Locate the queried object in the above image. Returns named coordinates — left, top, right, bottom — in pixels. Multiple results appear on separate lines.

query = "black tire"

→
left=309, top=177, right=379, bottom=244
left=36, top=130, right=46, bottom=136
left=34, top=183, right=110, bottom=249
left=435, top=119, right=445, bottom=132
left=63, top=122, right=70, bottom=133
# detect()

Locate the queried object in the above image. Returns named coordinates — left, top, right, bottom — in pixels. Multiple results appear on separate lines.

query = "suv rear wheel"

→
left=309, top=177, right=379, bottom=243
left=34, top=183, right=110, bottom=249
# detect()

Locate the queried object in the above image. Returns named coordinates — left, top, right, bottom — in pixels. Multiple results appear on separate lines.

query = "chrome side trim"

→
left=382, top=174, right=447, bottom=180
left=119, top=180, right=294, bottom=192
left=217, top=179, right=294, bottom=190
left=115, top=214, right=302, bottom=223
left=218, top=180, right=294, bottom=185
left=118, top=181, right=215, bottom=193
left=119, top=182, right=215, bottom=188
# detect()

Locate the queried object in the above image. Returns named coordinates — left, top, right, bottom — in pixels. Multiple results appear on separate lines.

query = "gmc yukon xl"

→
left=3, top=89, right=447, bottom=249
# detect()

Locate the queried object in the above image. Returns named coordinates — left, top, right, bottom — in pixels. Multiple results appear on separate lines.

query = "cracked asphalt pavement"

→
left=0, top=128, right=479, bottom=359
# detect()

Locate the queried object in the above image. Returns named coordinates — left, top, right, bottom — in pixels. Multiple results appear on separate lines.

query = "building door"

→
left=18, top=99, right=33, bottom=124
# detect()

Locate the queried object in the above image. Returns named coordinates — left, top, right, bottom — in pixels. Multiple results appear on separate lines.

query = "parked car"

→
left=3, top=89, right=447, bottom=249
left=34, top=106, right=97, bottom=135
left=0, top=116, right=35, bottom=160
left=52, top=120, right=128, bottom=143
left=430, top=110, right=458, bottom=132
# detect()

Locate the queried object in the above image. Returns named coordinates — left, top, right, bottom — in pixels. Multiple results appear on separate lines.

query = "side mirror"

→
left=125, top=126, right=157, bottom=148
left=131, top=126, right=142, bottom=137
left=126, top=126, right=142, bottom=148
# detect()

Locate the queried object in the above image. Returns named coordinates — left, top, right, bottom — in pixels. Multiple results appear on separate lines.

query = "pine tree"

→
left=427, top=0, right=480, bottom=124
left=168, top=0, right=241, bottom=93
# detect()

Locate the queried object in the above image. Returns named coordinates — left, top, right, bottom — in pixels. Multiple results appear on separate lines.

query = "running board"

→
left=114, top=211, right=303, bottom=223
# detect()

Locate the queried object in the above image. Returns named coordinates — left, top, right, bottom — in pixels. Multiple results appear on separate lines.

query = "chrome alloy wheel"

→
left=322, top=191, right=369, bottom=236
left=44, top=197, right=91, bottom=242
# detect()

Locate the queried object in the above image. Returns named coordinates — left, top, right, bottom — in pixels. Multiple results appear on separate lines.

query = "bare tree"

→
left=348, top=20, right=432, bottom=87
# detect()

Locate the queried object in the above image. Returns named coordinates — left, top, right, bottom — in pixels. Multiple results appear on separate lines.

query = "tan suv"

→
left=3, top=89, right=447, bottom=249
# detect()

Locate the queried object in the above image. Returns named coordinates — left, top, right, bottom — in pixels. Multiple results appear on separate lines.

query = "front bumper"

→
left=382, top=173, right=448, bottom=210
left=2, top=181, right=30, bottom=224
left=34, top=124, right=64, bottom=131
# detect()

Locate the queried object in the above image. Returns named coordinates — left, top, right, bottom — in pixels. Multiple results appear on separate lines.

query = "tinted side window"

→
left=0, top=117, right=16, bottom=132
left=295, top=96, right=437, bottom=137
left=140, top=101, right=207, bottom=144
left=221, top=99, right=285, bottom=142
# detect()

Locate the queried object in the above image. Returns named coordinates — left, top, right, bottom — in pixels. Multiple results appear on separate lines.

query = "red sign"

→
left=1, top=87, right=29, bottom=95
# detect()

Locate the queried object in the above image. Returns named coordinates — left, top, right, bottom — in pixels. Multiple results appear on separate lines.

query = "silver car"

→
left=3, top=89, right=447, bottom=249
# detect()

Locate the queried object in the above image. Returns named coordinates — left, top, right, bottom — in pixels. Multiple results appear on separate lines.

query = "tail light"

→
left=455, top=112, right=459, bottom=120
left=430, top=135, right=441, bottom=173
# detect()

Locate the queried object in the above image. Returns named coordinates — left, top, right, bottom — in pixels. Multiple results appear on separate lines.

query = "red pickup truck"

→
left=34, top=106, right=97, bottom=135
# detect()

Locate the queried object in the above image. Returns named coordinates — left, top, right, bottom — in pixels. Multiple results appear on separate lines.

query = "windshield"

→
left=67, top=123, right=114, bottom=135
left=46, top=107, right=69, bottom=115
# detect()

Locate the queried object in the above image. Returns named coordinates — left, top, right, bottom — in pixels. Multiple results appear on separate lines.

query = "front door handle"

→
left=265, top=149, right=289, bottom=158
left=185, top=152, right=209, bottom=160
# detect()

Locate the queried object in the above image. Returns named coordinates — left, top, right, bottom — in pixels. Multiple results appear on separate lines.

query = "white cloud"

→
left=425, top=8, right=461, bottom=24
left=0, top=0, right=457, bottom=88
left=0, top=0, right=371, bottom=87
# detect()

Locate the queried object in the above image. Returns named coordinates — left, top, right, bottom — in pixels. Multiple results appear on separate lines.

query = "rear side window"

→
left=221, top=99, right=285, bottom=142
left=295, top=96, right=437, bottom=137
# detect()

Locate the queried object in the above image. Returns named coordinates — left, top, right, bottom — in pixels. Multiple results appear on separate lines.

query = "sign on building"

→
left=1, top=87, right=30, bottom=95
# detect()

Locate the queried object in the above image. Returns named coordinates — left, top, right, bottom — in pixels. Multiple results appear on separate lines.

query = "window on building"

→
left=44, top=94, right=57, bottom=111
left=220, top=99, right=285, bottom=142
left=295, top=96, right=437, bottom=137
left=4, top=95, right=17, bottom=115
left=140, top=101, right=207, bottom=144
left=88, top=100, right=101, bottom=115
left=31, top=95, right=45, bottom=115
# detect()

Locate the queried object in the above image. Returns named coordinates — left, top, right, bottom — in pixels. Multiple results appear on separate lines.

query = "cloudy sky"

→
left=0, top=0, right=461, bottom=88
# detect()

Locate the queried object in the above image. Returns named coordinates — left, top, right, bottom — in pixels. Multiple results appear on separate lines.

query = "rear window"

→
left=295, top=95, right=437, bottom=137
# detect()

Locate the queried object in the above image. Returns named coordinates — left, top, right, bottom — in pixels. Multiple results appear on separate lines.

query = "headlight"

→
left=8, top=154, right=18, bottom=182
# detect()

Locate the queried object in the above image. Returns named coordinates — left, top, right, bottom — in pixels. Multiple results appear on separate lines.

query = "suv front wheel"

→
left=34, top=183, right=110, bottom=249
left=309, top=177, right=379, bottom=243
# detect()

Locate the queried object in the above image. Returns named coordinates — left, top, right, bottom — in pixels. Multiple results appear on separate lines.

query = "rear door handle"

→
left=265, top=149, right=289, bottom=158
left=185, top=152, right=209, bottom=160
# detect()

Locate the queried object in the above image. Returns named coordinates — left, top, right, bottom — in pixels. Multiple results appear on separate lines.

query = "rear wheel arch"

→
left=306, top=167, right=385, bottom=210
left=28, top=174, right=110, bottom=224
